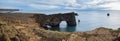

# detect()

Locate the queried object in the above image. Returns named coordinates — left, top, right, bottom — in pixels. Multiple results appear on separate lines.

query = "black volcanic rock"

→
left=33, top=12, right=76, bottom=27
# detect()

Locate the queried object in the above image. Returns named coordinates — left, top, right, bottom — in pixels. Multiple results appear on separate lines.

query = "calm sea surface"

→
left=39, top=10, right=120, bottom=32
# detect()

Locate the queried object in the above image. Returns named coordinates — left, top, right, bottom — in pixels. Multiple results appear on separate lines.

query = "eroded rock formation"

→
left=0, top=12, right=120, bottom=41
left=33, top=12, right=76, bottom=27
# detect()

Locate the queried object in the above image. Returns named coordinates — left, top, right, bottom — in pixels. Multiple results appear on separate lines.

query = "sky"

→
left=0, top=0, right=120, bottom=12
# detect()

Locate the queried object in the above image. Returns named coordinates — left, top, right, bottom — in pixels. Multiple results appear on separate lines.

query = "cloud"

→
left=22, top=0, right=81, bottom=10
left=65, top=0, right=80, bottom=7
left=64, top=7, right=79, bottom=9
left=100, top=2, right=120, bottom=10
left=0, top=0, right=120, bottom=11
left=36, top=0, right=65, bottom=5
left=75, top=0, right=120, bottom=10
left=29, top=4, right=59, bottom=10
left=0, top=6, right=17, bottom=9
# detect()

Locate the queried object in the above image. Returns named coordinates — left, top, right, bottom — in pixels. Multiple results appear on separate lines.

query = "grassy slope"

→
left=0, top=13, right=120, bottom=41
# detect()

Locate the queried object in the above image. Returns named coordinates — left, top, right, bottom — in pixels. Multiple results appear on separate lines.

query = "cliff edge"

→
left=0, top=12, right=120, bottom=41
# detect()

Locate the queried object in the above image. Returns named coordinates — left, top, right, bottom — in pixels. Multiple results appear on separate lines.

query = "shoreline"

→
left=0, top=12, right=120, bottom=41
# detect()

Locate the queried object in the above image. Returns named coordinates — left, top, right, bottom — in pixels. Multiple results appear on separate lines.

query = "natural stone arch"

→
left=33, top=12, right=77, bottom=28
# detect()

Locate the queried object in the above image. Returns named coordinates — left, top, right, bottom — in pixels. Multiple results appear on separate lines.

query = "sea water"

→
left=39, top=10, right=120, bottom=32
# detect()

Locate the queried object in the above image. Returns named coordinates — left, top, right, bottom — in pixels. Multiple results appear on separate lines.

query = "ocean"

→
left=38, top=10, right=120, bottom=32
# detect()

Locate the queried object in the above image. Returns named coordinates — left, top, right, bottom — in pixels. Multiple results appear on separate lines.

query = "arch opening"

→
left=59, top=21, right=67, bottom=28
left=59, top=21, right=67, bottom=32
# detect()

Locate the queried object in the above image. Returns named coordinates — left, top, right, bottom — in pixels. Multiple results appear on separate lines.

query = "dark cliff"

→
left=33, top=12, right=76, bottom=27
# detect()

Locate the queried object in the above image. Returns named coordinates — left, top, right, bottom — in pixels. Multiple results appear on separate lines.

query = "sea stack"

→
left=107, top=13, right=110, bottom=16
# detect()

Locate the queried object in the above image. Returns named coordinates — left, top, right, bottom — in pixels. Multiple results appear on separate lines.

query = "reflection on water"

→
left=49, top=10, right=120, bottom=32
left=66, top=26, right=76, bottom=32
left=50, top=26, right=76, bottom=32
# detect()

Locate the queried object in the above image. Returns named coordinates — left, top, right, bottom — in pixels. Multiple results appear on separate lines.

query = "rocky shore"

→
left=0, top=12, right=120, bottom=41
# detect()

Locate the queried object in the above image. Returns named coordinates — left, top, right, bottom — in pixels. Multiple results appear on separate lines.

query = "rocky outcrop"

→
left=0, top=12, right=120, bottom=41
left=66, top=27, right=120, bottom=41
left=0, top=12, right=76, bottom=28
left=0, top=12, right=76, bottom=41
left=33, top=12, right=76, bottom=27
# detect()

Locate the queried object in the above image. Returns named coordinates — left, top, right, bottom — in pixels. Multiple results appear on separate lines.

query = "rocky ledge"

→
left=0, top=12, right=120, bottom=41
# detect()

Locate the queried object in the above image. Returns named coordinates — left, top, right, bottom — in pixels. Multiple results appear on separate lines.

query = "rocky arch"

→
left=33, top=12, right=77, bottom=27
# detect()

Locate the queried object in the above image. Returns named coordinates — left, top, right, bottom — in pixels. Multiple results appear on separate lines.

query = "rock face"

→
left=33, top=12, right=76, bottom=27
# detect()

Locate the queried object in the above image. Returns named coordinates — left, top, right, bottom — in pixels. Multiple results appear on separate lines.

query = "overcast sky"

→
left=0, top=0, right=120, bottom=12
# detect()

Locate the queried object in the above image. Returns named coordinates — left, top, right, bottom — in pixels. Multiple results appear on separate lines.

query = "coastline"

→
left=0, top=12, right=120, bottom=41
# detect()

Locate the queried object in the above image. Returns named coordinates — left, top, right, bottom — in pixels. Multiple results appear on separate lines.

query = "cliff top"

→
left=0, top=12, right=120, bottom=41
